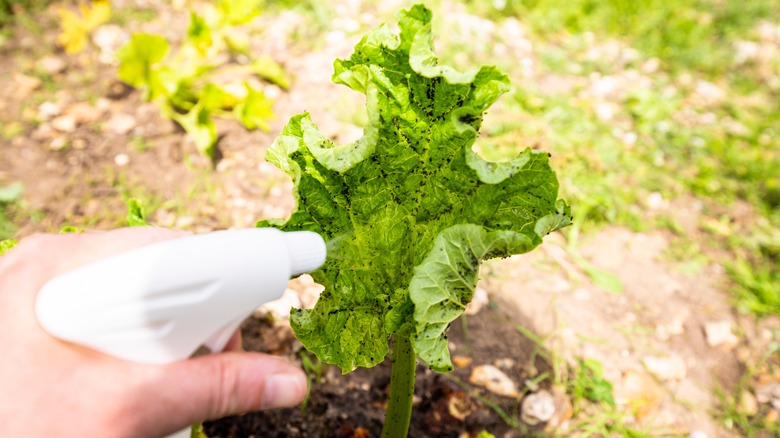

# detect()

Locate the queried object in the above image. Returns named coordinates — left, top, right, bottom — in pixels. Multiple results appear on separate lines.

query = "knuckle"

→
left=3, top=232, right=70, bottom=274
left=210, top=358, right=241, bottom=418
left=0, top=233, right=50, bottom=277
left=15, top=233, right=52, bottom=252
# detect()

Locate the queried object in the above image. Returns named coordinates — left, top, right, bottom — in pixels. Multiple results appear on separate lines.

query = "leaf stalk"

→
left=381, top=334, right=416, bottom=438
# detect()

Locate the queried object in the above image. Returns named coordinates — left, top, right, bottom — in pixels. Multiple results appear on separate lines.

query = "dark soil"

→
left=205, top=298, right=550, bottom=438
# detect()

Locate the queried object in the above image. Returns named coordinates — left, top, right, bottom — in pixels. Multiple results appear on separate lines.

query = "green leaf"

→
left=0, top=239, right=17, bottom=255
left=172, top=102, right=218, bottom=161
left=200, top=83, right=239, bottom=112
left=116, top=33, right=169, bottom=94
left=258, top=4, right=570, bottom=374
left=59, top=226, right=84, bottom=234
left=0, top=182, right=23, bottom=203
left=223, top=29, right=249, bottom=56
left=573, top=358, right=616, bottom=407
left=190, top=423, right=208, bottom=438
left=126, top=198, right=150, bottom=227
left=410, top=225, right=537, bottom=371
left=250, top=55, right=290, bottom=90
left=186, top=12, right=212, bottom=55
left=217, top=0, right=260, bottom=25
left=234, top=84, right=274, bottom=131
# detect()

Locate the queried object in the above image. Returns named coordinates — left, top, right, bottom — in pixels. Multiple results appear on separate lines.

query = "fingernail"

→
left=262, top=373, right=307, bottom=409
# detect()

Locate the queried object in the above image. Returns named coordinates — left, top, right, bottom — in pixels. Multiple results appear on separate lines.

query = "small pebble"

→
left=520, top=390, right=555, bottom=425
left=114, top=154, right=129, bottom=166
left=38, top=102, right=61, bottom=121
left=704, top=320, right=738, bottom=348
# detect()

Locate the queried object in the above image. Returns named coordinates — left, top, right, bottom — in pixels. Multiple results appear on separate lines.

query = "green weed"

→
left=116, top=1, right=285, bottom=163
left=570, top=358, right=615, bottom=408
left=460, top=0, right=779, bottom=319
left=468, top=0, right=778, bottom=74
left=728, top=260, right=780, bottom=316
left=0, top=0, right=51, bottom=28
left=0, top=238, right=17, bottom=255
left=0, top=182, right=23, bottom=240
left=716, top=335, right=780, bottom=436
left=298, top=350, right=324, bottom=414
left=513, top=324, right=647, bottom=435
left=110, top=6, right=156, bottom=26
left=131, top=136, right=155, bottom=152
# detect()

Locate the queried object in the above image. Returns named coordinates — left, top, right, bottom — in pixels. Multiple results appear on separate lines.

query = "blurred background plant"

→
left=455, top=0, right=780, bottom=318
left=113, top=0, right=286, bottom=163
left=0, top=0, right=52, bottom=27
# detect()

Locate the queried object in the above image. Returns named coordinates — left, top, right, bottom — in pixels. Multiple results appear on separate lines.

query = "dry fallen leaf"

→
left=469, top=364, right=520, bottom=398
left=614, top=369, right=665, bottom=422
left=452, top=355, right=473, bottom=368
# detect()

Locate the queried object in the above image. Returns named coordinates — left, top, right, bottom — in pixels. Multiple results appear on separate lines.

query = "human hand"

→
left=0, top=228, right=307, bottom=437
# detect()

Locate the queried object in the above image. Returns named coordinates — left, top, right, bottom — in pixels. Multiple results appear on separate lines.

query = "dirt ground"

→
left=1, top=1, right=779, bottom=437
left=205, top=300, right=552, bottom=437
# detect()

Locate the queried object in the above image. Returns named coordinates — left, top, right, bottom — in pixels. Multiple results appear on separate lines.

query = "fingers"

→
left=137, top=352, right=307, bottom=434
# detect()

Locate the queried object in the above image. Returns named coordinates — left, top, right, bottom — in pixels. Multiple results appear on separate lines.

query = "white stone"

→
left=734, top=40, right=760, bottom=63
left=49, top=137, right=68, bottom=150
left=104, top=113, right=136, bottom=135
left=756, top=382, right=780, bottom=410
left=656, top=308, right=688, bottom=340
left=622, top=131, right=638, bottom=145
left=175, top=216, right=195, bottom=228
left=694, top=80, right=725, bottom=103
left=520, top=390, right=555, bottom=425
left=14, top=73, right=41, bottom=98
left=641, top=58, right=660, bottom=74
left=37, top=55, right=66, bottom=74
left=643, top=355, right=687, bottom=381
left=51, top=115, right=77, bottom=133
left=704, top=320, right=738, bottom=348
left=38, top=101, right=61, bottom=121
left=645, top=192, right=666, bottom=210
left=92, top=24, right=129, bottom=64
left=114, top=154, right=129, bottom=167
left=595, top=102, right=614, bottom=121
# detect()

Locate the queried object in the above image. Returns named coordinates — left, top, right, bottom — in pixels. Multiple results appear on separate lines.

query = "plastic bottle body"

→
left=35, top=228, right=325, bottom=364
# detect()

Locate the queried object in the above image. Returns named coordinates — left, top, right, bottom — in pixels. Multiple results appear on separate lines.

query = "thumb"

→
left=138, top=352, right=307, bottom=434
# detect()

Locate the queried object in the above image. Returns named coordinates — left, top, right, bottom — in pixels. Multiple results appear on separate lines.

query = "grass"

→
left=512, top=325, right=652, bottom=436
left=450, top=0, right=780, bottom=316
left=109, top=5, right=156, bottom=26
left=298, top=350, right=325, bottom=413
left=0, top=182, right=23, bottom=240
left=0, top=0, right=52, bottom=28
left=436, top=3, right=780, bottom=430
left=716, top=333, right=780, bottom=436
left=468, top=0, right=779, bottom=75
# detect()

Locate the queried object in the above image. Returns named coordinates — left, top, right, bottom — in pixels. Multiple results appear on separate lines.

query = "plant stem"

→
left=380, top=334, right=416, bottom=438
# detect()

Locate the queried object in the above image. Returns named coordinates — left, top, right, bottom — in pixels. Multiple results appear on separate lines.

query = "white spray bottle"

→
left=35, top=228, right=326, bottom=364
